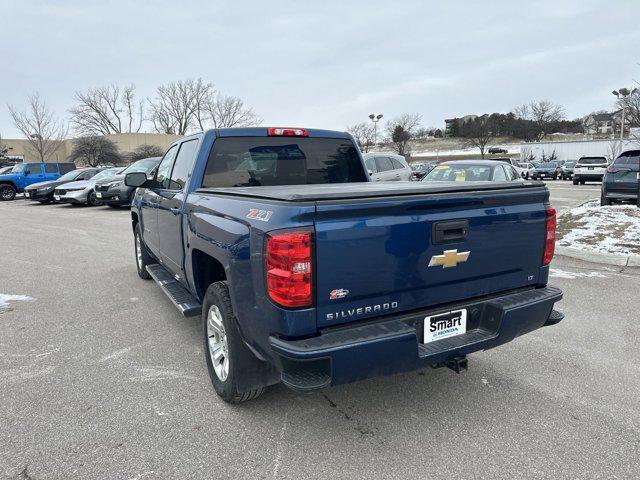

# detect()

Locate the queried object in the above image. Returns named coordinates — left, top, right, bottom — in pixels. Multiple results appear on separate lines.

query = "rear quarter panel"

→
left=184, top=193, right=318, bottom=361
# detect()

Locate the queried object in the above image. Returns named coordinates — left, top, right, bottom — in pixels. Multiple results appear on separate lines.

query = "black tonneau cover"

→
left=196, top=180, right=546, bottom=202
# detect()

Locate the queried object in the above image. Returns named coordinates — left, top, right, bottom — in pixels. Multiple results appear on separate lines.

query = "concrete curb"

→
left=556, top=246, right=640, bottom=267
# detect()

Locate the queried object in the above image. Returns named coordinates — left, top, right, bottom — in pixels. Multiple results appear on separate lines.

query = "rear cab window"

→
left=614, top=151, right=640, bottom=166
left=578, top=157, right=607, bottom=165
left=202, top=137, right=367, bottom=187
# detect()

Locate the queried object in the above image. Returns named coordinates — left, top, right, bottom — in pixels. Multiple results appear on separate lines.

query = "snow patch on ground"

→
left=549, top=268, right=607, bottom=279
left=0, top=294, right=34, bottom=312
left=557, top=200, right=640, bottom=255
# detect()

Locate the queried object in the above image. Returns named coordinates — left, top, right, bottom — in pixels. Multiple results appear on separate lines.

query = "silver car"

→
left=53, top=167, right=123, bottom=206
left=362, top=152, right=412, bottom=182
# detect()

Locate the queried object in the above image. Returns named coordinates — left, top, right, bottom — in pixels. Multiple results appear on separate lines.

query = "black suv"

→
left=601, top=150, right=639, bottom=206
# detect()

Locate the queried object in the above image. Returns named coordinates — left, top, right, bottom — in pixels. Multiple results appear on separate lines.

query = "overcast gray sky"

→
left=1, top=0, right=639, bottom=138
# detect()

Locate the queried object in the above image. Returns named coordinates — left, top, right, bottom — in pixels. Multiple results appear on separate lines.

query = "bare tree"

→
left=606, top=139, right=623, bottom=164
left=199, top=93, right=260, bottom=129
left=70, top=84, right=144, bottom=135
left=513, top=100, right=565, bottom=141
left=347, top=122, right=375, bottom=152
left=127, top=144, right=165, bottom=162
left=617, top=89, right=640, bottom=132
left=0, top=133, right=9, bottom=161
left=8, top=93, right=68, bottom=162
left=459, top=115, right=495, bottom=158
left=385, top=113, right=422, bottom=155
left=148, top=78, right=214, bottom=135
left=68, top=136, right=123, bottom=167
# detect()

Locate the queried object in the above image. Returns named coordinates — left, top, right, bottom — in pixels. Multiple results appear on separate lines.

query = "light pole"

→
left=368, top=113, right=383, bottom=146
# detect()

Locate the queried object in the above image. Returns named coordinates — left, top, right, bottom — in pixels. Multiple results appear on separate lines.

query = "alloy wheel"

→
left=207, top=305, right=229, bottom=381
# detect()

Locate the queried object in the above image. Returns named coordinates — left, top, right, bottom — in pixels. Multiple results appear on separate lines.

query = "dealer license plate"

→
left=96, top=192, right=102, bottom=198
left=423, top=309, right=467, bottom=344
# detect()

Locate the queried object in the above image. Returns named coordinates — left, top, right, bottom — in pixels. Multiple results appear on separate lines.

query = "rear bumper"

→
left=574, top=173, right=604, bottom=181
left=602, top=184, right=638, bottom=200
left=270, top=286, right=563, bottom=391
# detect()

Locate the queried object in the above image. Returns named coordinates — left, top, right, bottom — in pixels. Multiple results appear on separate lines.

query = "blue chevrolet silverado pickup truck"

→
left=126, top=127, right=563, bottom=403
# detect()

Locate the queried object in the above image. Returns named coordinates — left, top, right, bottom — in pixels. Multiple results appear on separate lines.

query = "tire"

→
left=601, top=194, right=612, bottom=206
left=573, top=179, right=579, bottom=185
left=108, top=204, right=120, bottom=209
left=134, top=223, right=154, bottom=280
left=0, top=184, right=16, bottom=201
left=580, top=180, right=585, bottom=185
left=203, top=281, right=265, bottom=404
left=87, top=190, right=101, bottom=207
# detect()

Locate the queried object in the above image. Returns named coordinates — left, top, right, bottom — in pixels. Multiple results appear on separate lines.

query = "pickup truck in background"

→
left=0, top=162, right=76, bottom=201
left=126, top=127, right=563, bottom=403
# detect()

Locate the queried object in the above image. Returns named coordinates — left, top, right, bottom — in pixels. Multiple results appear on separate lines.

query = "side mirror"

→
left=24, top=170, right=30, bottom=176
left=125, top=172, right=148, bottom=188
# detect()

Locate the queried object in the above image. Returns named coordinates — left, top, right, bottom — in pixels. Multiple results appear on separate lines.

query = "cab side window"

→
left=167, top=139, right=199, bottom=191
left=155, top=145, right=178, bottom=189
left=26, top=164, right=42, bottom=175
left=44, top=164, right=58, bottom=174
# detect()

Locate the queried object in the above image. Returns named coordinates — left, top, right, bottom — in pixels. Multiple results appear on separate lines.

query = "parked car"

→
left=488, top=147, right=508, bottom=154
left=560, top=160, right=576, bottom=180
left=362, top=152, right=412, bottom=181
left=518, top=162, right=535, bottom=179
left=0, top=162, right=76, bottom=201
left=53, top=167, right=123, bottom=206
left=573, top=156, right=608, bottom=185
left=532, top=161, right=562, bottom=180
left=601, top=150, right=639, bottom=205
left=422, top=160, right=522, bottom=182
left=410, top=162, right=437, bottom=180
left=23, top=167, right=102, bottom=203
left=126, top=127, right=562, bottom=404
left=93, top=157, right=161, bottom=207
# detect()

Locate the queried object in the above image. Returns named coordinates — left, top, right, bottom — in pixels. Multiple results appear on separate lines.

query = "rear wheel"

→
left=600, top=193, right=612, bottom=206
left=203, top=281, right=265, bottom=404
left=134, top=223, right=154, bottom=280
left=0, top=184, right=16, bottom=201
left=573, top=179, right=579, bottom=185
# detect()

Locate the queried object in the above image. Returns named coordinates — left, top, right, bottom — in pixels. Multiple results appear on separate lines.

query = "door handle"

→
left=432, top=219, right=469, bottom=244
left=170, top=207, right=180, bottom=215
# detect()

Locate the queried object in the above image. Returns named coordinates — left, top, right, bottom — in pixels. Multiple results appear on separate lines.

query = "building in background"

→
left=1, top=133, right=180, bottom=164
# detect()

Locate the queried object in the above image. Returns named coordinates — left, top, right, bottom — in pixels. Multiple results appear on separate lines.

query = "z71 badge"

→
left=329, top=289, right=349, bottom=300
left=246, top=209, right=273, bottom=222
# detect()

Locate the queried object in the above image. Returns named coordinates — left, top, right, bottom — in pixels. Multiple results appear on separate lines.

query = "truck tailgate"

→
left=314, top=186, right=549, bottom=327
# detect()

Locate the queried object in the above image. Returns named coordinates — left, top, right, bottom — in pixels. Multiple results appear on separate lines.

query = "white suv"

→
left=573, top=156, right=608, bottom=185
left=362, top=153, right=412, bottom=182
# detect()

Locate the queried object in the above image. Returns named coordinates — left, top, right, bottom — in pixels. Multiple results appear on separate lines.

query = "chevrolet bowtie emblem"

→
left=428, top=249, right=470, bottom=268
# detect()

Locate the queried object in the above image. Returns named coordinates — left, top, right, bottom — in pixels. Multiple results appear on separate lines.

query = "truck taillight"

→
left=266, top=230, right=313, bottom=308
left=543, top=208, right=556, bottom=265
left=267, top=127, right=308, bottom=137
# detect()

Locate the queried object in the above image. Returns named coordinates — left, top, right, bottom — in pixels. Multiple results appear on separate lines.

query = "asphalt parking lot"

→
left=1, top=182, right=638, bottom=480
